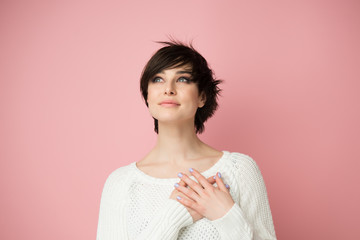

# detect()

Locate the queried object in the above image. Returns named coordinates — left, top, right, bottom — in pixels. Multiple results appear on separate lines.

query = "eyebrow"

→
left=176, top=70, right=192, bottom=74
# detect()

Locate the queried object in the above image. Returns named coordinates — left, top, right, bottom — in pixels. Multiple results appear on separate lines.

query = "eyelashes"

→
left=177, top=77, right=192, bottom=83
left=150, top=76, right=192, bottom=83
left=151, top=77, right=163, bottom=83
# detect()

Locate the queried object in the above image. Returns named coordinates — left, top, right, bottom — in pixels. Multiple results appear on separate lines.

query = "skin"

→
left=171, top=169, right=235, bottom=221
left=138, top=64, right=235, bottom=222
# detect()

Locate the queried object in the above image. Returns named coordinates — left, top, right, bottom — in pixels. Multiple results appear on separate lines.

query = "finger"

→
left=214, top=172, right=228, bottom=192
left=196, top=173, right=230, bottom=191
left=174, top=182, right=201, bottom=202
left=188, top=168, right=213, bottom=190
left=178, top=175, right=216, bottom=188
left=174, top=191, right=191, bottom=202
left=207, top=175, right=216, bottom=185
left=178, top=172, right=204, bottom=195
left=211, top=175, right=230, bottom=191
left=178, top=179, right=187, bottom=187
left=176, top=194, right=201, bottom=214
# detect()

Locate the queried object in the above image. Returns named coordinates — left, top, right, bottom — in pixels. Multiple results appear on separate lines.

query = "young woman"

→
left=96, top=41, right=277, bottom=240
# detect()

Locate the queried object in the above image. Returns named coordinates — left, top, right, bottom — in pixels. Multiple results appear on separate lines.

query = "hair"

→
left=140, top=40, right=222, bottom=134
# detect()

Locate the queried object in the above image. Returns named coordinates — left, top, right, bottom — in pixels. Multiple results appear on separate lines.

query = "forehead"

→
left=158, top=64, right=193, bottom=74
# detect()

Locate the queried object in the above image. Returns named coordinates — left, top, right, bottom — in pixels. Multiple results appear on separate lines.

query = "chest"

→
left=125, top=182, right=222, bottom=240
left=136, top=158, right=219, bottom=179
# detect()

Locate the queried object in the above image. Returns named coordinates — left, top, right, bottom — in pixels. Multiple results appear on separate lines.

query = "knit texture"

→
left=96, top=151, right=277, bottom=240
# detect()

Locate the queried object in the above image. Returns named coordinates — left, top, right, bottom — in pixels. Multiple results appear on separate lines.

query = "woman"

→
left=96, top=41, right=277, bottom=240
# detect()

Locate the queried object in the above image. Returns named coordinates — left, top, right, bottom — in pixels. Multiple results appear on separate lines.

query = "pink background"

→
left=1, top=0, right=359, bottom=239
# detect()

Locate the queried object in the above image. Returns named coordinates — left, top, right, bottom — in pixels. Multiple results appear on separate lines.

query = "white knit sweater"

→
left=96, top=151, right=277, bottom=240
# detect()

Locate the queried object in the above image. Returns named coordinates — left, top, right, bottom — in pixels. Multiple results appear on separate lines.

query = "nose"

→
left=164, top=82, right=176, bottom=95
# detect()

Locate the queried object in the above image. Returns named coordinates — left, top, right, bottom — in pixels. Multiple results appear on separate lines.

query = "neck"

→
left=152, top=120, right=206, bottom=164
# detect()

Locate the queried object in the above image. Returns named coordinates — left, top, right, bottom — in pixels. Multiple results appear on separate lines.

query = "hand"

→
left=174, top=168, right=234, bottom=221
left=169, top=174, right=219, bottom=222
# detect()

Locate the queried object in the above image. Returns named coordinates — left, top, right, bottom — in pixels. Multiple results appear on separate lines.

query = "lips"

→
left=159, top=100, right=180, bottom=106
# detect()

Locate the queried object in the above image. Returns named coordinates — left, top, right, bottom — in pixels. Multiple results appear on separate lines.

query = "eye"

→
left=177, top=77, right=191, bottom=83
left=151, top=77, right=163, bottom=83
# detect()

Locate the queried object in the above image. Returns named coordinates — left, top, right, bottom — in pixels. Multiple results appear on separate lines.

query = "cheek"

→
left=146, top=86, right=158, bottom=103
left=185, top=89, right=202, bottom=106
left=146, top=88, right=162, bottom=112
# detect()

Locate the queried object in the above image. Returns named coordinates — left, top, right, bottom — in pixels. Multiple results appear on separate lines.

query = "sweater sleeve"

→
left=96, top=167, right=193, bottom=240
left=210, top=154, right=277, bottom=240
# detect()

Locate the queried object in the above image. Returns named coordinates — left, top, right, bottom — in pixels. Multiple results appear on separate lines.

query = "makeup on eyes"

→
left=177, top=76, right=192, bottom=83
left=150, top=75, right=193, bottom=83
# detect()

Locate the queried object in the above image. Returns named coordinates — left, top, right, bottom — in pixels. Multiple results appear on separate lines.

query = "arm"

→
left=96, top=168, right=130, bottom=240
left=210, top=154, right=277, bottom=240
left=96, top=167, right=193, bottom=240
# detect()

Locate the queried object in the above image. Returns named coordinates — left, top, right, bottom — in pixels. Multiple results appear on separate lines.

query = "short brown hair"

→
left=140, top=40, right=222, bottom=134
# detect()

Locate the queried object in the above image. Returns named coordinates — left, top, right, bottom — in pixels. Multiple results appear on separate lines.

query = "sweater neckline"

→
left=131, top=150, right=230, bottom=183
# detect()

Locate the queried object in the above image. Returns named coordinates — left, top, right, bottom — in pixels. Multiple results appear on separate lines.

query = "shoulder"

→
left=103, top=163, right=134, bottom=188
left=225, top=151, right=263, bottom=177
left=226, top=152, right=270, bottom=192
left=100, top=163, right=135, bottom=202
left=227, top=151, right=259, bottom=169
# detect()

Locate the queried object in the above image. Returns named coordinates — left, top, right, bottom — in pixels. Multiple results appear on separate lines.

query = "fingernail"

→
left=174, top=183, right=179, bottom=188
left=217, top=172, right=221, bottom=178
left=178, top=172, right=183, bottom=178
left=226, top=184, right=229, bottom=189
left=213, top=176, right=216, bottom=179
left=189, top=168, right=194, bottom=173
left=177, top=196, right=181, bottom=200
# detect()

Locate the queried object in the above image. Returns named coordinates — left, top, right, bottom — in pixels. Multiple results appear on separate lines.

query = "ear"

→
left=198, top=92, right=206, bottom=108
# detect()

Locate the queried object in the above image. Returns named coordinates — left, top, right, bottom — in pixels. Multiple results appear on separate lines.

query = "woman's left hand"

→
left=174, top=168, right=235, bottom=221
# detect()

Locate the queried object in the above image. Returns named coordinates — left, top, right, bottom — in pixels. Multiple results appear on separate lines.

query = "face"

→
left=146, top=65, right=206, bottom=126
